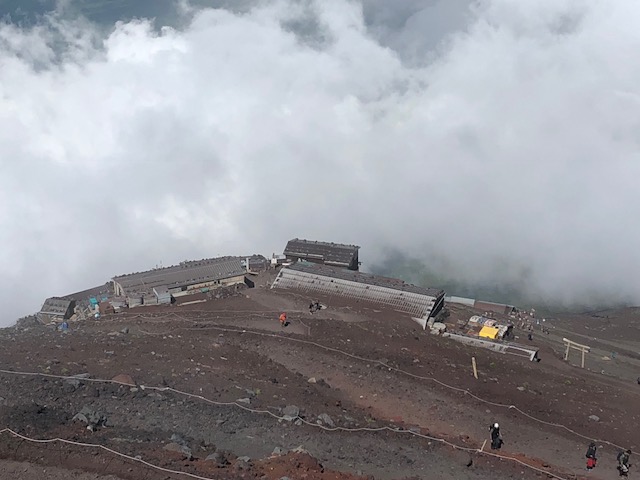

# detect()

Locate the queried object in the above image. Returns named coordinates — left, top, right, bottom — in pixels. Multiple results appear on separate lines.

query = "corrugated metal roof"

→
left=62, top=284, right=112, bottom=302
left=285, top=262, right=443, bottom=297
left=272, top=262, right=445, bottom=319
left=113, top=256, right=246, bottom=296
left=284, top=238, right=359, bottom=266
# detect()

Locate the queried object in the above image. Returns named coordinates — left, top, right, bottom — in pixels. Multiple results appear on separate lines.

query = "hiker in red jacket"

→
left=279, top=312, right=287, bottom=327
left=586, top=441, right=597, bottom=470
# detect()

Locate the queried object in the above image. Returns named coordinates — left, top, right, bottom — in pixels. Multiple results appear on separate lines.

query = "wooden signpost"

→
left=562, top=337, right=591, bottom=368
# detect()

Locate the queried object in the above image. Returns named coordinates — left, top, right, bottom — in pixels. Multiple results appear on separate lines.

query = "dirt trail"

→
left=1, top=286, right=639, bottom=480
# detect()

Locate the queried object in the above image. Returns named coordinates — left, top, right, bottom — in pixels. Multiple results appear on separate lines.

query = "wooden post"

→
left=472, top=357, right=478, bottom=379
left=480, top=439, right=487, bottom=452
left=563, top=338, right=591, bottom=369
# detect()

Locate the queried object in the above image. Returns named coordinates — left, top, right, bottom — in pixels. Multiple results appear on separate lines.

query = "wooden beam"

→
left=562, top=337, right=591, bottom=369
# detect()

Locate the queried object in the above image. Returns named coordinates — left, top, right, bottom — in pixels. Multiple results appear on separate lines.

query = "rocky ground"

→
left=1, top=272, right=639, bottom=480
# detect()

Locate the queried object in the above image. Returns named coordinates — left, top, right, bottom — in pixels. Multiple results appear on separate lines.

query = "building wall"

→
left=170, top=275, right=246, bottom=298
left=349, top=251, right=359, bottom=271
left=285, top=254, right=358, bottom=270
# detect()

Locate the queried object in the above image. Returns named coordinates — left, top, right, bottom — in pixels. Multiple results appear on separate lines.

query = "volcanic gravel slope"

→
left=1, top=275, right=638, bottom=480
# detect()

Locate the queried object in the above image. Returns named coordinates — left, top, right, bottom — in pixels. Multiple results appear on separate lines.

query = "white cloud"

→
left=2, top=0, right=640, bottom=324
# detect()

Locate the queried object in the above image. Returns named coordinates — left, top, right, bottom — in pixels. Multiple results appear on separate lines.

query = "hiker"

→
left=60, top=321, right=69, bottom=332
left=489, top=423, right=503, bottom=450
left=585, top=441, right=597, bottom=470
left=279, top=312, right=287, bottom=327
left=528, top=333, right=533, bottom=341
left=309, top=301, right=322, bottom=314
left=617, top=449, right=632, bottom=476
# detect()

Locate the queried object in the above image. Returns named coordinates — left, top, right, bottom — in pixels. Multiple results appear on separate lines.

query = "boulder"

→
left=72, top=406, right=107, bottom=430
left=272, top=447, right=285, bottom=456
left=234, top=456, right=251, bottom=470
left=163, top=442, right=193, bottom=459
left=282, top=405, right=299, bottom=417
left=206, top=451, right=230, bottom=466
left=589, top=415, right=600, bottom=422
left=236, top=398, right=251, bottom=405
left=170, top=433, right=187, bottom=446
left=317, top=413, right=335, bottom=428
left=65, top=378, right=81, bottom=389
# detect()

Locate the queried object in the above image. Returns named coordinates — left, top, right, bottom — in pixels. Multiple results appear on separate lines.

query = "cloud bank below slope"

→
left=2, top=0, right=640, bottom=324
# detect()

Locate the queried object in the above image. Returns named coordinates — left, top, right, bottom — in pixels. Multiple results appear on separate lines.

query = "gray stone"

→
left=121, top=327, right=129, bottom=334
left=170, top=433, right=187, bottom=446
left=589, top=415, right=600, bottom=422
left=164, top=442, right=192, bottom=459
left=516, top=386, right=526, bottom=391
left=317, top=413, right=335, bottom=428
left=206, top=451, right=229, bottom=466
left=65, top=378, right=81, bottom=389
left=294, top=419, right=303, bottom=426
left=73, top=406, right=106, bottom=428
left=235, top=456, right=251, bottom=470
left=236, top=397, right=251, bottom=405
left=272, top=447, right=285, bottom=456
left=307, top=377, right=317, bottom=384
left=282, top=405, right=299, bottom=417
left=280, top=477, right=291, bottom=480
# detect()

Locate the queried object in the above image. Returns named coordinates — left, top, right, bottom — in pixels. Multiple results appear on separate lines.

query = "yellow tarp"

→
left=479, top=326, right=500, bottom=339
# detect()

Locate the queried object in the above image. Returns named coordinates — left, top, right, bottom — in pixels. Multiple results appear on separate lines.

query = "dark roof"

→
left=39, top=297, right=74, bottom=316
left=113, top=256, right=246, bottom=296
left=283, top=238, right=359, bottom=266
left=286, top=262, right=444, bottom=298
left=62, top=283, right=113, bottom=302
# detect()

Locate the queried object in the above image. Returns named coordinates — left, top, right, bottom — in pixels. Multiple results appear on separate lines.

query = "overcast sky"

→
left=2, top=0, right=640, bottom=325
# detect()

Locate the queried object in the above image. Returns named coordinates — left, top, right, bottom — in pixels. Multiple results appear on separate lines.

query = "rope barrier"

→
left=117, top=311, right=635, bottom=454
left=0, top=427, right=216, bottom=480
left=0, top=385, right=569, bottom=480
left=0, top=310, right=630, bottom=479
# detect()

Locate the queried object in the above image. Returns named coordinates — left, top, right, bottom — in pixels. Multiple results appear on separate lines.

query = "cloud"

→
left=1, top=0, right=640, bottom=324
